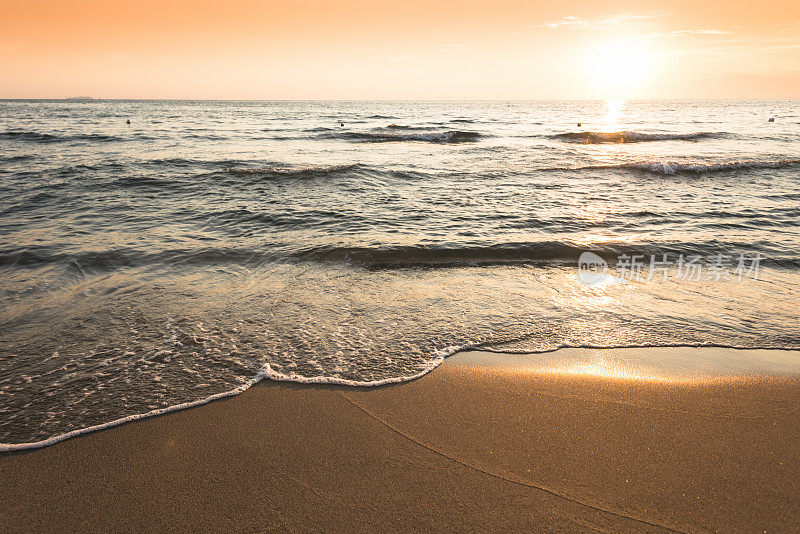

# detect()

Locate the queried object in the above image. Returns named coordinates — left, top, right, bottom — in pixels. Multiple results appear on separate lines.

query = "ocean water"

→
left=1, top=99, right=799, bottom=449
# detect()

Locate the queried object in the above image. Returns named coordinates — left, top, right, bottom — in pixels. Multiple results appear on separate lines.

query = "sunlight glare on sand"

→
left=542, top=356, right=692, bottom=383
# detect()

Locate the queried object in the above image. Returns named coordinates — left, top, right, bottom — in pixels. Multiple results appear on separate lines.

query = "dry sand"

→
left=2, top=349, right=799, bottom=533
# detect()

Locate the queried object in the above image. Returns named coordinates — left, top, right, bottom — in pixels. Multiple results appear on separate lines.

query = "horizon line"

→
left=1, top=97, right=798, bottom=102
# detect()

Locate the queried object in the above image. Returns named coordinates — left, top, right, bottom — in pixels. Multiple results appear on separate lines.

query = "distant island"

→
left=63, top=96, right=96, bottom=102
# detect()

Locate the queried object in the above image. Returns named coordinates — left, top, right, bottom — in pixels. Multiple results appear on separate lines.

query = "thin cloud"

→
left=536, top=13, right=661, bottom=30
left=634, top=29, right=730, bottom=41
left=666, top=29, right=729, bottom=37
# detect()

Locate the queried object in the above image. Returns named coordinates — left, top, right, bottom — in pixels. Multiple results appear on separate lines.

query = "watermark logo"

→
left=578, top=252, right=763, bottom=285
left=578, top=251, right=611, bottom=287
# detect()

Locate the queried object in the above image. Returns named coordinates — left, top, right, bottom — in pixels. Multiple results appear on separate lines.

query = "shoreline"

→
left=4, top=346, right=800, bottom=453
left=3, top=348, right=800, bottom=532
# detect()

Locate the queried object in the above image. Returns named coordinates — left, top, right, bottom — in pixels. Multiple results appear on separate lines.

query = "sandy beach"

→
left=2, top=348, right=798, bottom=533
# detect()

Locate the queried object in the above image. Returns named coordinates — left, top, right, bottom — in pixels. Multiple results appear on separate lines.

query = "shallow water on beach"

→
left=1, top=99, right=799, bottom=448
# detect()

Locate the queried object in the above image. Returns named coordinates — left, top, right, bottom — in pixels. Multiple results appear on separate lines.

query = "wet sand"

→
left=2, top=349, right=799, bottom=532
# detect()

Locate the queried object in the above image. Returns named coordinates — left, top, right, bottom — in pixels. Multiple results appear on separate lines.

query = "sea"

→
left=1, top=99, right=799, bottom=450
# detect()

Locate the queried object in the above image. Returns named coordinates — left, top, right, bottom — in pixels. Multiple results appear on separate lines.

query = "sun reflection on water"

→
left=605, top=98, right=625, bottom=131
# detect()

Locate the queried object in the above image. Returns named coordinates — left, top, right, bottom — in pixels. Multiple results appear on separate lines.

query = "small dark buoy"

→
left=340, top=122, right=344, bottom=127
left=577, top=122, right=581, bottom=127
left=768, top=117, right=775, bottom=122
left=126, top=119, right=130, bottom=124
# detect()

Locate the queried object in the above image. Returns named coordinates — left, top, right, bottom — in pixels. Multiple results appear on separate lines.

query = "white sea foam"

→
left=0, top=345, right=466, bottom=452
left=0, top=371, right=268, bottom=452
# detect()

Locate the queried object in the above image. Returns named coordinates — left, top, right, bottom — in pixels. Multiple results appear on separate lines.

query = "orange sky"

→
left=1, top=0, right=798, bottom=99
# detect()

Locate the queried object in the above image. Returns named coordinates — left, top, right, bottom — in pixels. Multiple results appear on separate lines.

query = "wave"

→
left=585, top=159, right=800, bottom=175
left=218, top=163, right=430, bottom=183
left=326, top=130, right=483, bottom=144
left=0, top=154, right=34, bottom=163
left=550, top=131, right=725, bottom=144
left=190, top=162, right=430, bottom=183
left=190, top=207, right=359, bottom=230
left=0, top=130, right=150, bottom=143
left=0, top=246, right=273, bottom=270
left=185, top=133, right=228, bottom=140
left=221, top=163, right=360, bottom=178
left=293, top=242, right=586, bottom=267
left=5, top=239, right=793, bottom=272
left=291, top=241, right=794, bottom=268
left=140, top=157, right=242, bottom=168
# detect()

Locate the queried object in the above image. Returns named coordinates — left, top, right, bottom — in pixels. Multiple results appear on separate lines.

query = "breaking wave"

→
left=586, top=159, right=800, bottom=175
left=551, top=131, right=726, bottom=144
left=221, top=163, right=361, bottom=177
left=327, top=130, right=483, bottom=143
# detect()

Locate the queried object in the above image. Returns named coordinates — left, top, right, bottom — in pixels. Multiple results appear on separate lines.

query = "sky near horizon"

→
left=1, top=1, right=798, bottom=100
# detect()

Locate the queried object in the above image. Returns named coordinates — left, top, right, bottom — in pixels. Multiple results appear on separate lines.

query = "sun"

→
left=585, top=39, right=653, bottom=98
